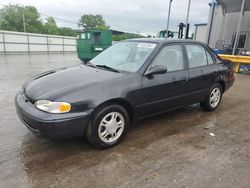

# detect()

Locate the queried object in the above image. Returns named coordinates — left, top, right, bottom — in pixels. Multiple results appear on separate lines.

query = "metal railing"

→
left=219, top=54, right=250, bottom=73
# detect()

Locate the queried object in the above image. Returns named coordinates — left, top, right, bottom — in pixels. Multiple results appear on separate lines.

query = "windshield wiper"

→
left=83, top=61, right=96, bottom=68
left=95, top=64, right=120, bottom=73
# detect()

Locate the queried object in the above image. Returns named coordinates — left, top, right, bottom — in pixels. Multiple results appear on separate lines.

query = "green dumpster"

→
left=77, top=30, right=112, bottom=62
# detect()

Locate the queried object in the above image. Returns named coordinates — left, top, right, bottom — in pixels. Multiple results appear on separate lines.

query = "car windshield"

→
left=90, top=41, right=157, bottom=72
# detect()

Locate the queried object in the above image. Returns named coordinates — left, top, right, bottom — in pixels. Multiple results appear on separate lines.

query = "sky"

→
left=0, top=0, right=211, bottom=35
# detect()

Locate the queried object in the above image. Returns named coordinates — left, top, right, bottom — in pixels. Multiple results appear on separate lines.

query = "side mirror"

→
left=145, top=65, right=167, bottom=76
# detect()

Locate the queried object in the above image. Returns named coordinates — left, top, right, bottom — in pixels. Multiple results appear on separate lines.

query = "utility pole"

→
left=232, top=0, right=246, bottom=55
left=22, top=6, right=26, bottom=32
left=207, top=0, right=216, bottom=46
left=184, top=0, right=191, bottom=39
left=166, top=0, right=173, bottom=38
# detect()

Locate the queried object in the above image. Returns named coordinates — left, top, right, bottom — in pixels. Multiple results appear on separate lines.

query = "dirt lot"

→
left=0, top=54, right=249, bottom=188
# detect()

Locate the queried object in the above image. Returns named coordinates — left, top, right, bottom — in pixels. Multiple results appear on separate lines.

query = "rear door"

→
left=184, top=43, right=216, bottom=103
left=139, top=44, right=189, bottom=116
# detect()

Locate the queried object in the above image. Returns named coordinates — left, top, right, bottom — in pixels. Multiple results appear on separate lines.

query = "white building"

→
left=194, top=23, right=207, bottom=43
left=195, top=0, right=250, bottom=54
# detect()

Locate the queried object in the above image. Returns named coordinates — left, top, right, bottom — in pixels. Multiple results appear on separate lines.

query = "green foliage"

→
left=23, top=6, right=44, bottom=33
left=0, top=4, right=43, bottom=33
left=43, top=17, right=77, bottom=36
left=0, top=4, right=77, bottom=36
left=112, top=33, right=144, bottom=41
left=58, top=27, right=77, bottom=36
left=0, top=4, right=141, bottom=39
left=43, top=16, right=58, bottom=35
left=79, top=14, right=109, bottom=30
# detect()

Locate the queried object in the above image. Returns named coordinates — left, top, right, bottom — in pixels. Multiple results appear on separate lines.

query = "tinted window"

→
left=186, top=45, right=207, bottom=68
left=152, top=45, right=184, bottom=72
left=206, top=51, right=214, bottom=65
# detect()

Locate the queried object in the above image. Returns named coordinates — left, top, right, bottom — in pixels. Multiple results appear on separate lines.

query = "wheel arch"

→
left=216, top=80, right=225, bottom=93
left=93, top=98, right=135, bottom=124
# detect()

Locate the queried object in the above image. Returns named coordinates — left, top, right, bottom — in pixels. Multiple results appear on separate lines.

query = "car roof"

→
left=125, top=38, right=206, bottom=45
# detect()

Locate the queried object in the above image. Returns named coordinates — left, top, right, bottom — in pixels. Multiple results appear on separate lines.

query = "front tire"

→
left=86, top=104, right=130, bottom=149
left=200, top=84, right=222, bottom=111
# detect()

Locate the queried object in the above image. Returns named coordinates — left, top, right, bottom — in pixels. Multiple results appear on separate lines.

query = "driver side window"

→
left=151, top=45, right=184, bottom=72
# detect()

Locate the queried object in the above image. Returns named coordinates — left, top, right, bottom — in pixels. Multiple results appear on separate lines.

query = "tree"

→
left=58, top=27, right=77, bottom=36
left=0, top=4, right=43, bottom=33
left=79, top=14, right=109, bottom=30
left=0, top=4, right=109, bottom=37
left=112, top=33, right=144, bottom=41
left=44, top=16, right=58, bottom=35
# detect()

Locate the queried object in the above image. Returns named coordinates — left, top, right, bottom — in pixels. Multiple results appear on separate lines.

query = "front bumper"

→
left=15, top=92, right=94, bottom=139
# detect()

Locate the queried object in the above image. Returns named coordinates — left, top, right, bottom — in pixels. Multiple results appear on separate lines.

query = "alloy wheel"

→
left=209, top=87, right=221, bottom=108
left=98, top=112, right=125, bottom=143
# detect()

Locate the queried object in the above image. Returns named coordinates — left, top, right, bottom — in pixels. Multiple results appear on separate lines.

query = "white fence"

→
left=0, top=30, right=76, bottom=54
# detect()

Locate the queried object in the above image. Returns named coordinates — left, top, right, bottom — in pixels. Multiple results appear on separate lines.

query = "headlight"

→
left=35, top=100, right=71, bottom=113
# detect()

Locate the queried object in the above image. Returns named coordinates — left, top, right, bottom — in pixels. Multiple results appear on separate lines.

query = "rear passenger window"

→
left=186, top=45, right=207, bottom=68
left=206, top=51, right=214, bottom=64
left=152, top=45, right=184, bottom=72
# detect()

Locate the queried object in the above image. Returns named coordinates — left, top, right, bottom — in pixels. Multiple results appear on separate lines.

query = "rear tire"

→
left=86, top=104, right=130, bottom=149
left=200, top=84, right=222, bottom=111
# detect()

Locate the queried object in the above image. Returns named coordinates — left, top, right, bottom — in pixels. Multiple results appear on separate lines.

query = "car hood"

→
left=23, top=64, right=125, bottom=101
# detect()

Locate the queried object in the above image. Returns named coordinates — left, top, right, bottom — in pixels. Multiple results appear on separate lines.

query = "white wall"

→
left=207, top=5, right=250, bottom=50
left=0, top=30, right=76, bottom=54
left=194, top=25, right=207, bottom=43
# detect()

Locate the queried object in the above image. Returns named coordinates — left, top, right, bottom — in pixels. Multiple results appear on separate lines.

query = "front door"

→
left=138, top=44, right=189, bottom=116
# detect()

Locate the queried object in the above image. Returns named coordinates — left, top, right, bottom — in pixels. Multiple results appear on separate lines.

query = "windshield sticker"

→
left=137, top=43, right=156, bottom=49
